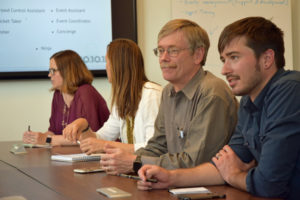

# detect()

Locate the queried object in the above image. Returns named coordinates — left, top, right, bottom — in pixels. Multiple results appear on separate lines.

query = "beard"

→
left=232, top=62, right=262, bottom=97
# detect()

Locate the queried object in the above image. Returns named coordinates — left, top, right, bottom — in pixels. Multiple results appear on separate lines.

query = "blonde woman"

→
left=63, top=39, right=162, bottom=153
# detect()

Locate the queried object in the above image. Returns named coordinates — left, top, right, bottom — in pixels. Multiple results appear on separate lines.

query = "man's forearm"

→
left=52, top=135, right=76, bottom=146
left=169, top=162, right=225, bottom=188
left=227, top=171, right=247, bottom=192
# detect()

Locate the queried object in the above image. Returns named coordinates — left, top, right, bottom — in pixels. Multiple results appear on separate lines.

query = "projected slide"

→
left=0, top=0, right=112, bottom=72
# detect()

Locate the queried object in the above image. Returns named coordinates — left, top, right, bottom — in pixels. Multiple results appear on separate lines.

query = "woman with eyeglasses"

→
left=22, top=50, right=110, bottom=146
left=63, top=39, right=162, bottom=154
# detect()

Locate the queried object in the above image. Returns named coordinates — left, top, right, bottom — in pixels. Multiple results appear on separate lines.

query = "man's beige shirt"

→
left=135, top=68, right=238, bottom=169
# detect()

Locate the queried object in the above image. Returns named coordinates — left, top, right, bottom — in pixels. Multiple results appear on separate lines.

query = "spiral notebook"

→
left=51, top=153, right=102, bottom=162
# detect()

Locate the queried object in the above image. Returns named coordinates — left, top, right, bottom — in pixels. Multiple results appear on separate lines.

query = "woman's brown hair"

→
left=107, top=39, right=148, bottom=120
left=50, top=50, right=93, bottom=94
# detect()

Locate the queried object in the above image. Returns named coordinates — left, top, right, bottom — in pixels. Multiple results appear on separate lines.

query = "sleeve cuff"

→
left=141, top=155, right=159, bottom=165
left=245, top=168, right=254, bottom=193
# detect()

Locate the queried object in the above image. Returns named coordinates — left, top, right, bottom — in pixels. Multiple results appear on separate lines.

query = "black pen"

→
left=117, top=174, right=158, bottom=183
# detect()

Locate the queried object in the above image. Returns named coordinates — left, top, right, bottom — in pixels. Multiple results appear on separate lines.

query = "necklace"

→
left=61, top=92, right=73, bottom=129
left=61, top=104, right=70, bottom=129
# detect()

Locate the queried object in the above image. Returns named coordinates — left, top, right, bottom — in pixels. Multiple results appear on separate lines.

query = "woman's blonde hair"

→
left=50, top=50, right=93, bottom=94
left=107, top=39, right=148, bottom=119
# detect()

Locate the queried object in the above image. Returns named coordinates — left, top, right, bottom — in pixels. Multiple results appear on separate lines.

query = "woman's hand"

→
left=23, top=131, right=47, bottom=144
left=63, top=118, right=88, bottom=142
left=80, top=138, right=105, bottom=155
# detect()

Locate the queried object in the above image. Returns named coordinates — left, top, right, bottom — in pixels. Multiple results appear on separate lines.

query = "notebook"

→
left=51, top=153, right=102, bottom=162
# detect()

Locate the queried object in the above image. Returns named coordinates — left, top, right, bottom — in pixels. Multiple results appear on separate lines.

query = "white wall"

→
left=0, top=78, right=111, bottom=141
left=292, top=0, right=300, bottom=70
left=0, top=0, right=299, bottom=141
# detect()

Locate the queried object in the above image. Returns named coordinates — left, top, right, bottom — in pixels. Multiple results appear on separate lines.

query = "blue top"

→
left=229, top=69, right=300, bottom=199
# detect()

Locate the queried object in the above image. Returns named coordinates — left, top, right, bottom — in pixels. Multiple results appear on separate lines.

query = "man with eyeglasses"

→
left=137, top=17, right=300, bottom=200
left=99, top=19, right=238, bottom=174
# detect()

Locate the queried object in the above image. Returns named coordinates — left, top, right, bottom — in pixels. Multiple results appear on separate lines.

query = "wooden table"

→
left=0, top=141, right=281, bottom=200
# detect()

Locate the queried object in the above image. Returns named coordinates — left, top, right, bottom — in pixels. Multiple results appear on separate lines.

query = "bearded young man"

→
left=137, top=17, right=300, bottom=200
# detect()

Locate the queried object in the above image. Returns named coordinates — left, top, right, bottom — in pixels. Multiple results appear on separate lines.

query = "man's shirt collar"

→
left=242, top=68, right=285, bottom=113
left=169, top=68, right=204, bottom=100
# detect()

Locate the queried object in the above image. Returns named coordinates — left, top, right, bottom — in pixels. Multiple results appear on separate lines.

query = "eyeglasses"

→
left=49, top=68, right=59, bottom=75
left=153, top=47, right=191, bottom=57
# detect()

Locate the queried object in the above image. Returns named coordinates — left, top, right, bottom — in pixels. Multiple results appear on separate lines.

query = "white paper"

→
left=169, top=187, right=211, bottom=195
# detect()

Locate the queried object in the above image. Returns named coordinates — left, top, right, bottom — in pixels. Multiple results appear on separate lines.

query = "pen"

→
left=117, top=174, right=158, bottom=183
left=178, top=127, right=184, bottom=139
left=179, top=129, right=184, bottom=138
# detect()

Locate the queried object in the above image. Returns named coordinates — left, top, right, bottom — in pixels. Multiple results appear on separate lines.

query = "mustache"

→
left=226, top=74, right=240, bottom=80
left=160, top=63, right=177, bottom=68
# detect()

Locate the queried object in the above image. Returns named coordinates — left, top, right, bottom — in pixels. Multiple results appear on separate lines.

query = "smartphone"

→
left=177, top=192, right=226, bottom=200
left=73, top=167, right=105, bottom=174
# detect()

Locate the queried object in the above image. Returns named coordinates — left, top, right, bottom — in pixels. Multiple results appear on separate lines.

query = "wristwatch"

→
left=133, top=155, right=142, bottom=174
left=82, top=124, right=90, bottom=133
left=46, top=136, right=52, bottom=144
